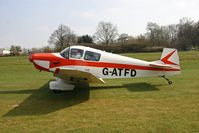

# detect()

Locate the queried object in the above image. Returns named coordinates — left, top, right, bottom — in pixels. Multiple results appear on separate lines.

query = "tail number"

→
left=102, top=68, right=136, bottom=77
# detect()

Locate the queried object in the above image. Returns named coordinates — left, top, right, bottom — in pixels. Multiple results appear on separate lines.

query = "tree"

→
left=118, top=33, right=128, bottom=44
left=10, top=45, right=22, bottom=56
left=42, top=46, right=53, bottom=53
left=146, top=22, right=162, bottom=46
left=10, top=45, right=15, bottom=54
left=94, top=21, right=118, bottom=45
left=193, top=21, right=199, bottom=48
left=136, top=34, right=147, bottom=42
left=78, top=35, right=93, bottom=44
left=176, top=18, right=195, bottom=50
left=48, top=24, right=77, bottom=51
left=146, top=22, right=179, bottom=47
left=31, top=47, right=41, bottom=53
left=165, top=24, right=178, bottom=46
left=22, top=48, right=29, bottom=55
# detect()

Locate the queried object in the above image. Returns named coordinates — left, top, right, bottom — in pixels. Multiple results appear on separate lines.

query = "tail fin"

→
left=161, top=48, right=180, bottom=66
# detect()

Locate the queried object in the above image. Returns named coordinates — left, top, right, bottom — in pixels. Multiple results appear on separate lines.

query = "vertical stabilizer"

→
left=161, top=48, right=180, bottom=66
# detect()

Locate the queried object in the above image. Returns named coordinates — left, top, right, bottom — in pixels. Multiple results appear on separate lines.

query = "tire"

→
left=168, top=81, right=172, bottom=85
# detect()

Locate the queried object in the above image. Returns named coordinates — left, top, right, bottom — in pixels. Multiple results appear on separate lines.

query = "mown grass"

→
left=0, top=51, right=199, bottom=132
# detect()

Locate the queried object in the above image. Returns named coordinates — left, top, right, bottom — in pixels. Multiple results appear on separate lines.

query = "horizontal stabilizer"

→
left=149, top=63, right=173, bottom=69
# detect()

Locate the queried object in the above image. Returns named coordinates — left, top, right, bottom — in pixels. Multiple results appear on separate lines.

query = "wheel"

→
left=52, top=90, right=63, bottom=93
left=168, top=81, right=172, bottom=85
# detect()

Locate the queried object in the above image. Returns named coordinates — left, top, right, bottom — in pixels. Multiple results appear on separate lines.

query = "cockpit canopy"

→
left=60, top=46, right=101, bottom=61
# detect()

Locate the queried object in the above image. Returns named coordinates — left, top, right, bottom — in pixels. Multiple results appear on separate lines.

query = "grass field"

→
left=0, top=51, right=199, bottom=132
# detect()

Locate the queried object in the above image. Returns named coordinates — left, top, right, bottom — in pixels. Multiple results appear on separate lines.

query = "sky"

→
left=0, top=0, right=199, bottom=48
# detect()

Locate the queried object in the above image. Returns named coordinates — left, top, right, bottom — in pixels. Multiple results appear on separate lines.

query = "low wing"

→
left=54, top=68, right=105, bottom=84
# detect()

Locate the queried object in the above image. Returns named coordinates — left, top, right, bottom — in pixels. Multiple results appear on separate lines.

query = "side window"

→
left=60, top=48, right=69, bottom=58
left=84, top=51, right=101, bottom=61
left=70, top=48, right=84, bottom=59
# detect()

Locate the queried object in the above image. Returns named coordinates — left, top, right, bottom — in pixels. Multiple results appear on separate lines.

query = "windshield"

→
left=60, top=48, right=69, bottom=58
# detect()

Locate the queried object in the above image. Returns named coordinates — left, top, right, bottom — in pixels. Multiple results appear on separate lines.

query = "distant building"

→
left=0, top=49, right=11, bottom=56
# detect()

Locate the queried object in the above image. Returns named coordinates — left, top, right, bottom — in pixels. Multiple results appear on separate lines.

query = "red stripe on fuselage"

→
left=49, top=54, right=180, bottom=71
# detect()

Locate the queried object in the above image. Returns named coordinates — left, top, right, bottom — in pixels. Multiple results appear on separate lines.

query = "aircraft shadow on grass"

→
left=3, top=80, right=90, bottom=117
left=2, top=81, right=161, bottom=117
left=90, top=82, right=162, bottom=92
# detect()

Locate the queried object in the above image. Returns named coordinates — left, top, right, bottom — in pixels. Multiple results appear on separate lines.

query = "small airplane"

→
left=29, top=46, right=181, bottom=92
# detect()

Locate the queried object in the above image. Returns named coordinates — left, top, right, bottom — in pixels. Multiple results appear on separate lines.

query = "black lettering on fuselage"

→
left=118, top=68, right=123, bottom=76
left=102, top=68, right=109, bottom=75
left=102, top=68, right=136, bottom=77
left=131, top=69, right=136, bottom=77
left=124, top=69, right=130, bottom=76
left=112, top=68, right=118, bottom=76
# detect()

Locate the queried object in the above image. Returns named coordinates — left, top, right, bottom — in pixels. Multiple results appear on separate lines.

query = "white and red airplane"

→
left=29, top=46, right=181, bottom=92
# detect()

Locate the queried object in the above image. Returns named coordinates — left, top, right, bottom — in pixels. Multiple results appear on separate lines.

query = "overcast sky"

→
left=0, top=0, right=198, bottom=48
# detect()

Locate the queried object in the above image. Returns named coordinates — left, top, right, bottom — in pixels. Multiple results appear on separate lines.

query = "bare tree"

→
left=94, top=21, right=118, bottom=45
left=194, top=21, right=199, bottom=48
left=177, top=18, right=195, bottom=50
left=48, top=24, right=77, bottom=51
left=165, top=24, right=178, bottom=45
left=118, top=33, right=128, bottom=45
left=146, top=22, right=176, bottom=46
left=146, top=22, right=161, bottom=46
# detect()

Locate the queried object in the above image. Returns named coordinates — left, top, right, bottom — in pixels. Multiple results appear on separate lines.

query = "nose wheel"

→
left=161, top=76, right=172, bottom=85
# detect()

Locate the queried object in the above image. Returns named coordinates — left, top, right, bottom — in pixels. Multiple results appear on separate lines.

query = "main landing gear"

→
left=49, top=78, right=89, bottom=93
left=49, top=78, right=75, bottom=93
left=161, top=76, right=172, bottom=85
